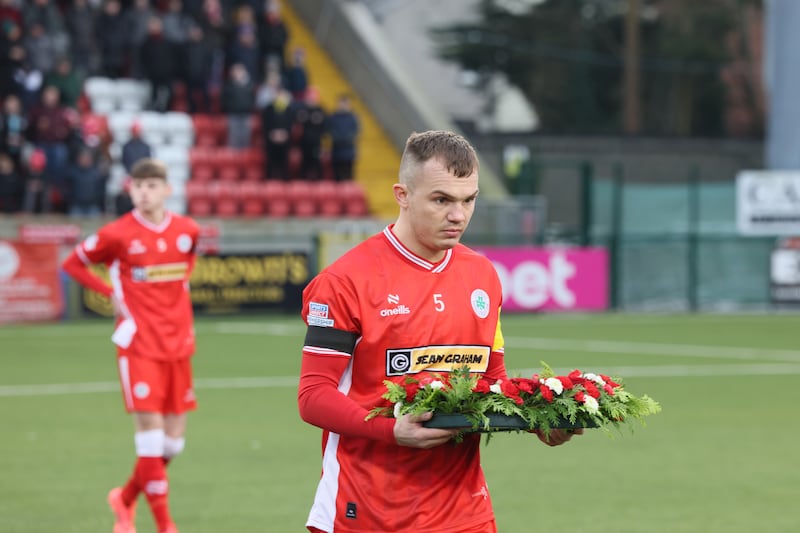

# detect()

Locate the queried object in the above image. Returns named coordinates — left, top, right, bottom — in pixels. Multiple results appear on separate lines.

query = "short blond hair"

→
left=130, top=158, right=168, bottom=181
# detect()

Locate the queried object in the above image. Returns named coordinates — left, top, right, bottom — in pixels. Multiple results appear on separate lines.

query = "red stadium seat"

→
left=192, top=114, right=227, bottom=147
left=315, top=181, right=342, bottom=217
left=238, top=181, right=264, bottom=217
left=260, top=180, right=290, bottom=217
left=241, top=148, right=265, bottom=181
left=209, top=181, right=239, bottom=217
left=286, top=180, right=316, bottom=217
left=190, top=148, right=216, bottom=181
left=340, top=181, right=369, bottom=217
left=185, top=181, right=213, bottom=217
left=217, top=149, right=242, bottom=181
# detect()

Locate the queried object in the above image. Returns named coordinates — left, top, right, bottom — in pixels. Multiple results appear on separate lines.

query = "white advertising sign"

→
left=737, top=170, right=800, bottom=236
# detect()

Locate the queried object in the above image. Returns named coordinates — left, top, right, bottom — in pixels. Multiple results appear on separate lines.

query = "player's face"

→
left=402, top=158, right=479, bottom=261
left=129, top=177, right=171, bottom=215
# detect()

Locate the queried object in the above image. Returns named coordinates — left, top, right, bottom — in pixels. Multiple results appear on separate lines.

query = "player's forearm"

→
left=298, top=384, right=395, bottom=443
left=298, top=354, right=396, bottom=443
left=61, top=252, right=113, bottom=297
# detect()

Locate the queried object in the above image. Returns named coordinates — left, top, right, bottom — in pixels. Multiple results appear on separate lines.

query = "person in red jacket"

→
left=297, top=130, right=582, bottom=533
left=62, top=158, right=199, bottom=533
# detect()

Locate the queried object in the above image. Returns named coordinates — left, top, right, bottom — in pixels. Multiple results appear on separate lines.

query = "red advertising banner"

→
left=0, top=240, right=64, bottom=323
left=18, top=223, right=82, bottom=244
left=473, top=246, right=608, bottom=312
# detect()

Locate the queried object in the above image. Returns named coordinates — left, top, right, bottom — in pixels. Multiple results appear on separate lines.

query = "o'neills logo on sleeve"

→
left=385, top=345, right=490, bottom=376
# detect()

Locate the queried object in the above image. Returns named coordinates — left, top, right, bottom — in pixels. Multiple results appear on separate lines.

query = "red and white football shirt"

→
left=69, top=210, right=199, bottom=361
left=299, top=225, right=507, bottom=533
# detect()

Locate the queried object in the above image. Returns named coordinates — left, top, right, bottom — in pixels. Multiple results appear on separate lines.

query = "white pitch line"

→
left=504, top=337, right=800, bottom=363
left=2, top=364, right=800, bottom=398
left=512, top=363, right=800, bottom=379
left=0, top=376, right=299, bottom=398
left=212, top=323, right=304, bottom=336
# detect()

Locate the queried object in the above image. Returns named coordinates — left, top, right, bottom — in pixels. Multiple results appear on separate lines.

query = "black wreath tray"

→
left=423, top=413, right=598, bottom=432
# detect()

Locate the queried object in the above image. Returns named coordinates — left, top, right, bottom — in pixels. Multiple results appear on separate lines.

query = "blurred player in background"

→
left=297, top=130, right=581, bottom=533
left=62, top=158, right=199, bottom=533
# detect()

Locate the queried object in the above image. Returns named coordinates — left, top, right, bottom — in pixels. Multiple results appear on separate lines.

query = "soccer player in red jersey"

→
left=298, top=130, right=582, bottom=533
left=62, top=158, right=199, bottom=533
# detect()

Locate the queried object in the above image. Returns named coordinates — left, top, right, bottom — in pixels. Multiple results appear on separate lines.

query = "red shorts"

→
left=117, top=355, right=197, bottom=414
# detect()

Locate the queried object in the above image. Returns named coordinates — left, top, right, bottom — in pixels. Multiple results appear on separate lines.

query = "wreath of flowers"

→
left=367, top=362, right=661, bottom=438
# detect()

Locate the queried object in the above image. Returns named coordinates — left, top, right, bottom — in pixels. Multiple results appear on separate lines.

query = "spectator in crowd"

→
left=75, top=113, right=113, bottom=185
left=221, top=62, right=255, bottom=149
left=94, top=0, right=128, bottom=79
left=255, top=61, right=283, bottom=110
left=258, top=0, right=288, bottom=71
left=125, top=0, right=157, bottom=79
left=0, top=0, right=21, bottom=30
left=261, top=87, right=293, bottom=180
left=44, top=57, right=83, bottom=109
left=284, top=46, right=309, bottom=100
left=0, top=94, right=27, bottom=166
left=0, top=24, right=34, bottom=108
left=122, top=121, right=152, bottom=174
left=118, top=121, right=152, bottom=215
left=226, top=8, right=260, bottom=82
left=26, top=85, right=72, bottom=210
left=64, top=0, right=97, bottom=77
left=21, top=147, right=50, bottom=213
left=161, top=0, right=194, bottom=45
left=65, top=146, right=105, bottom=218
left=22, top=22, right=58, bottom=75
left=293, top=86, right=326, bottom=181
left=140, top=16, right=178, bottom=112
left=14, top=53, right=45, bottom=114
left=21, top=0, right=69, bottom=53
left=0, top=152, right=21, bottom=213
left=196, top=0, right=227, bottom=103
left=181, top=25, right=214, bottom=114
left=115, top=176, right=134, bottom=215
left=327, top=93, right=360, bottom=182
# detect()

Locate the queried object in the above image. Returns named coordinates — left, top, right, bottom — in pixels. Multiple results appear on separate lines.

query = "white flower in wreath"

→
left=428, top=380, right=445, bottom=390
left=489, top=381, right=503, bottom=394
left=542, top=377, right=564, bottom=395
left=583, top=373, right=606, bottom=386
left=582, top=395, right=599, bottom=414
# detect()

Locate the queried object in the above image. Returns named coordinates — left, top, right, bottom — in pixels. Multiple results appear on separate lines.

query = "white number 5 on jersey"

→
left=433, top=293, right=445, bottom=312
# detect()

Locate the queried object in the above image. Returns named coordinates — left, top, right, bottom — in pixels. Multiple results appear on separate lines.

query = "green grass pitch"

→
left=1, top=313, right=798, bottom=532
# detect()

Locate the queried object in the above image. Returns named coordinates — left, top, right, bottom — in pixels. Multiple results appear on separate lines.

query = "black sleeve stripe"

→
left=304, top=326, right=359, bottom=354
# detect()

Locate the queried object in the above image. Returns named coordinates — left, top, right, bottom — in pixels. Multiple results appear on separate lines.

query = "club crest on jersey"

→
left=386, top=345, right=490, bottom=376
left=471, top=289, right=490, bottom=319
left=308, top=302, right=334, bottom=327
left=177, top=234, right=193, bottom=253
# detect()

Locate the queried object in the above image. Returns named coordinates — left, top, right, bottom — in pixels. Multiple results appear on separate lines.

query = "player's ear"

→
left=393, top=183, right=409, bottom=207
